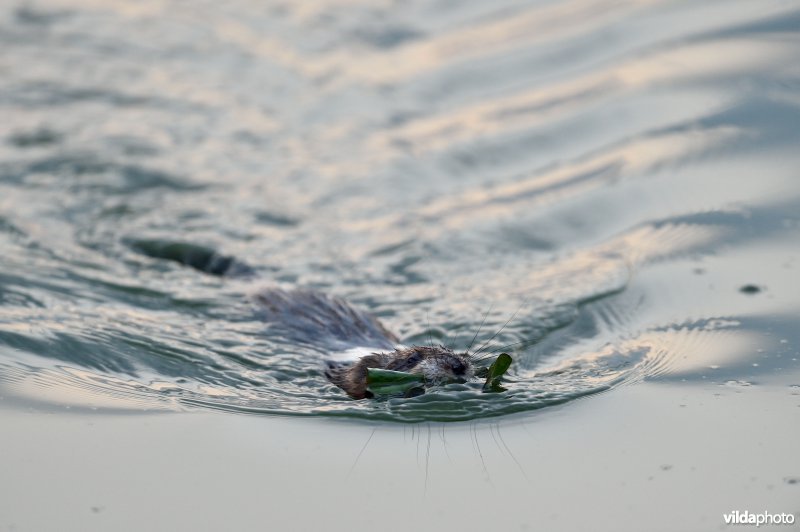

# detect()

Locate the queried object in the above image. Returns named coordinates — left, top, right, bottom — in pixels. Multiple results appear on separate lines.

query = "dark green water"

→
left=1, top=0, right=799, bottom=424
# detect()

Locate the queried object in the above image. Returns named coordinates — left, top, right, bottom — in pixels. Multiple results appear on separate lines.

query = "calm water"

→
left=1, top=0, right=799, bottom=426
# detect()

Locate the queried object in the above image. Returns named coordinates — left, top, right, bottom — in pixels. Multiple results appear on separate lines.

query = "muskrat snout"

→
left=414, top=349, right=474, bottom=383
left=450, top=359, right=469, bottom=377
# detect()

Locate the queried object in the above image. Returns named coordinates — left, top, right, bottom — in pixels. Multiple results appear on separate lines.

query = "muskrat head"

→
left=326, top=345, right=475, bottom=399
left=397, top=345, right=473, bottom=384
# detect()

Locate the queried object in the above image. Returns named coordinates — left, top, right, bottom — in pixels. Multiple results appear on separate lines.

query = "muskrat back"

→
left=253, top=288, right=473, bottom=399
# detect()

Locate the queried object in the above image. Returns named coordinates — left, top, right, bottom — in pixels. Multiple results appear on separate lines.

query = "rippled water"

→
left=1, top=0, right=799, bottom=422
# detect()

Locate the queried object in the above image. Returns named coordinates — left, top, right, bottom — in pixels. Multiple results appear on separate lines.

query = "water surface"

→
left=1, top=0, right=800, bottom=424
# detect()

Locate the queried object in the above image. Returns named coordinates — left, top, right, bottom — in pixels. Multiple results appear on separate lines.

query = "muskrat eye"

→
left=452, top=361, right=467, bottom=375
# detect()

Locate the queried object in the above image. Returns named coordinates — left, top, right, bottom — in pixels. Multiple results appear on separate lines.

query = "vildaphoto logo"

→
left=723, top=510, right=796, bottom=527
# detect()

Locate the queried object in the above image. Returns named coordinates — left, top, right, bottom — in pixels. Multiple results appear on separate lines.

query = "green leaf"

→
left=483, top=353, right=512, bottom=391
left=367, top=368, right=424, bottom=395
left=367, top=368, right=424, bottom=385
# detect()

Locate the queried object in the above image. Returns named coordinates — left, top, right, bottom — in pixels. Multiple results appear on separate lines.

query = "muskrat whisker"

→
left=444, top=327, right=455, bottom=350
left=466, top=304, right=494, bottom=355
left=471, top=337, right=541, bottom=363
left=487, top=337, right=540, bottom=354
left=472, top=297, right=530, bottom=357
left=347, top=428, right=376, bottom=478
left=426, top=310, right=434, bottom=349
left=424, top=424, right=432, bottom=494
left=446, top=334, right=457, bottom=351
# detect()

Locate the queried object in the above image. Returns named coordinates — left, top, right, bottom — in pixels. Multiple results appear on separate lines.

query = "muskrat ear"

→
left=405, top=349, right=423, bottom=365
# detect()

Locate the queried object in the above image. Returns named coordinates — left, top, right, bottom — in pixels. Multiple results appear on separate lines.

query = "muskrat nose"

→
left=452, top=361, right=467, bottom=376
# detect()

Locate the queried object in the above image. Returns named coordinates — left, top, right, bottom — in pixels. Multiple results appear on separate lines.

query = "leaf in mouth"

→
left=483, top=353, right=512, bottom=392
left=366, top=368, right=424, bottom=395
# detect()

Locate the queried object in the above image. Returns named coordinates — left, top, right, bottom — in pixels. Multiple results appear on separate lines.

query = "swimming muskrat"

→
left=254, top=287, right=474, bottom=399
left=130, top=240, right=479, bottom=399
